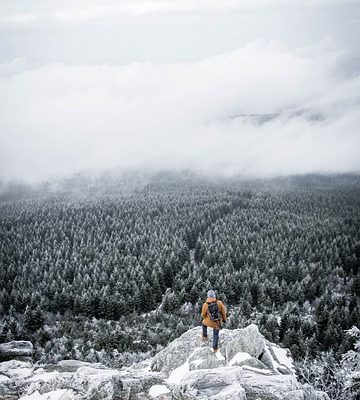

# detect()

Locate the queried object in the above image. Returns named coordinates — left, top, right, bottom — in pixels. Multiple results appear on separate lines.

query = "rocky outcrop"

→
left=174, top=366, right=246, bottom=399
left=0, top=358, right=166, bottom=400
left=0, top=341, right=33, bottom=362
left=0, top=325, right=330, bottom=400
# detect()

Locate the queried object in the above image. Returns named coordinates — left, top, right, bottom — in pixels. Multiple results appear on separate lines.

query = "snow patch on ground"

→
left=166, top=361, right=189, bottom=384
left=149, top=384, right=170, bottom=398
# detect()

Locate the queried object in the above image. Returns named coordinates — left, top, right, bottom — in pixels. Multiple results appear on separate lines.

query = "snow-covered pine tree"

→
left=342, top=326, right=360, bottom=398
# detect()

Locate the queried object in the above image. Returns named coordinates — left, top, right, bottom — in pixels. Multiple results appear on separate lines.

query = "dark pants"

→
left=202, top=323, right=219, bottom=350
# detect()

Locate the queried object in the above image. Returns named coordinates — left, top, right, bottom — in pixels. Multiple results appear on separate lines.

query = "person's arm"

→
left=220, top=301, right=227, bottom=322
left=201, top=303, right=207, bottom=320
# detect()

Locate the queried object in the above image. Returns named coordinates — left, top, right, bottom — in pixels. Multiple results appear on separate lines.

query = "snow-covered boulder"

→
left=26, top=360, right=165, bottom=400
left=0, top=341, right=33, bottom=362
left=151, top=327, right=205, bottom=374
left=210, top=383, right=246, bottom=400
left=0, top=359, right=34, bottom=379
left=225, top=324, right=265, bottom=361
left=229, top=352, right=268, bottom=370
left=148, top=384, right=171, bottom=399
left=176, top=366, right=244, bottom=399
left=188, top=347, right=226, bottom=371
left=240, top=368, right=300, bottom=399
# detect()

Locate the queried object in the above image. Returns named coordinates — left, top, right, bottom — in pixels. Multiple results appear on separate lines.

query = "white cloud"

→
left=0, top=40, right=359, bottom=182
left=0, top=0, right=357, bottom=25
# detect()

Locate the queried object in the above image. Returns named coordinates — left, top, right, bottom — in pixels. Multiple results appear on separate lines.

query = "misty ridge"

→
left=1, top=170, right=360, bottom=202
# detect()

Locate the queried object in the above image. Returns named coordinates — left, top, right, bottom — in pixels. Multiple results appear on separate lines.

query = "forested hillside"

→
left=1, top=174, right=359, bottom=376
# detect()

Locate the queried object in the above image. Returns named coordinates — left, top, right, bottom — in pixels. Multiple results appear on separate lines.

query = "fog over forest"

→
left=0, top=0, right=360, bottom=183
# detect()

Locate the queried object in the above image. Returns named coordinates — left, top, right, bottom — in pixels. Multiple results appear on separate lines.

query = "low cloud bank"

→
left=0, top=40, right=359, bottom=183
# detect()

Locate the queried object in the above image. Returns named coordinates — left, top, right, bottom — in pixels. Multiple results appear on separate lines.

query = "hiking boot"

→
left=213, top=348, right=219, bottom=353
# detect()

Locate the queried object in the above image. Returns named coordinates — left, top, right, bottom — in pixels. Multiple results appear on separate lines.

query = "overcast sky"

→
left=0, top=0, right=360, bottom=182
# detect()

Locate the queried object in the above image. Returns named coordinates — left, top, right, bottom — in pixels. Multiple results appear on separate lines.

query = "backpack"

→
left=207, top=301, right=220, bottom=321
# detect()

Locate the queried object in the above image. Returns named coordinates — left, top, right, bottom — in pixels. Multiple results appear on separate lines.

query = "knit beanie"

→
left=207, top=290, right=216, bottom=299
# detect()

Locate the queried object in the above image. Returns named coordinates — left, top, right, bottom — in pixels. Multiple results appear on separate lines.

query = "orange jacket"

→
left=201, top=298, right=227, bottom=329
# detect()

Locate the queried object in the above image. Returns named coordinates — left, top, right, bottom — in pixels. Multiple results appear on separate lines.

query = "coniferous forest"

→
left=1, top=173, right=360, bottom=396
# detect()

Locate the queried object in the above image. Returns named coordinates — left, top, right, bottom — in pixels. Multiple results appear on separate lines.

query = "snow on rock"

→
left=269, top=343, right=295, bottom=374
left=166, top=361, right=189, bottom=384
left=229, top=352, right=268, bottom=370
left=225, top=324, right=265, bottom=361
left=188, top=347, right=226, bottom=371
left=149, top=384, right=170, bottom=398
left=229, top=352, right=251, bottom=366
left=240, top=368, right=300, bottom=399
left=286, top=390, right=305, bottom=400
left=210, top=383, right=246, bottom=400
left=151, top=327, right=203, bottom=374
left=0, top=359, right=34, bottom=379
left=176, top=366, right=244, bottom=398
left=259, top=345, right=277, bottom=370
left=0, top=374, right=11, bottom=382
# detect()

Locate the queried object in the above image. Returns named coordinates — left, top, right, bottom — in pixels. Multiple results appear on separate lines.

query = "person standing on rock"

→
left=201, top=290, right=227, bottom=352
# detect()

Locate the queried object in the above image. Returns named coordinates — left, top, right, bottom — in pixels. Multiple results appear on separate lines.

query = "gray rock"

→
left=267, top=344, right=294, bottom=375
left=285, top=389, right=305, bottom=400
left=151, top=324, right=268, bottom=376
left=225, top=324, right=265, bottom=362
left=0, top=341, right=33, bottom=362
left=0, top=360, right=34, bottom=379
left=229, top=353, right=268, bottom=370
left=178, top=366, right=243, bottom=399
left=240, top=368, right=301, bottom=400
left=188, top=347, right=226, bottom=371
left=15, top=360, right=166, bottom=400
left=151, top=327, right=206, bottom=374
left=119, top=369, right=167, bottom=400
left=259, top=347, right=276, bottom=370
left=209, top=383, right=246, bottom=399
left=277, top=365, right=293, bottom=375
